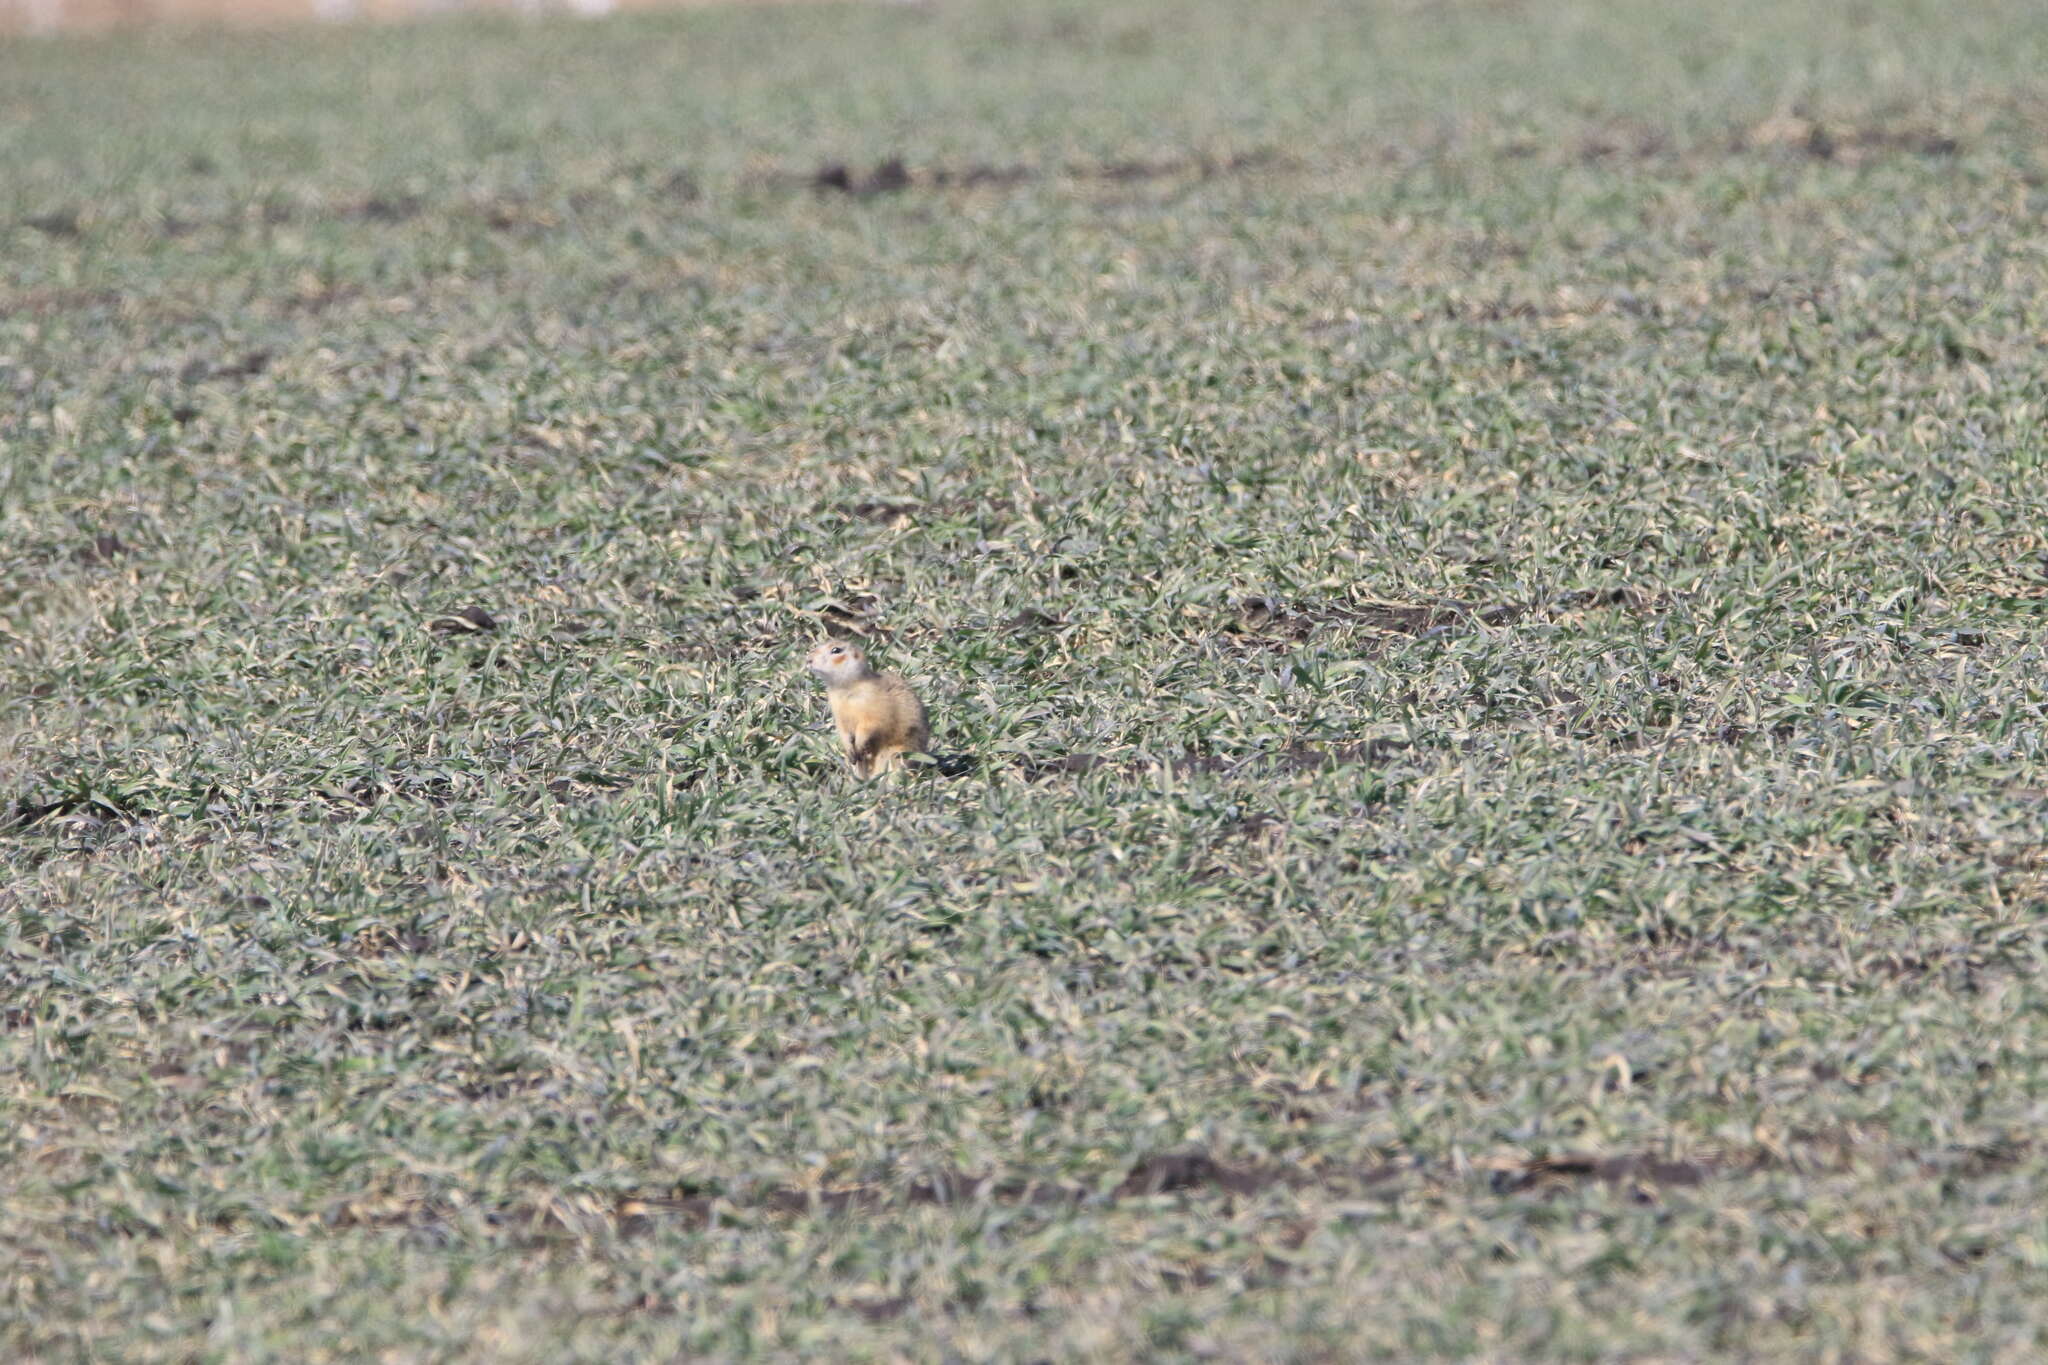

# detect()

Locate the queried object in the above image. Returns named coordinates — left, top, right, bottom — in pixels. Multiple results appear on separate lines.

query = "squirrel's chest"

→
left=825, top=682, right=888, bottom=728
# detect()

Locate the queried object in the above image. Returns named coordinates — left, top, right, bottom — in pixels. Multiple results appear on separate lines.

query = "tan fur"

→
left=806, top=641, right=929, bottom=777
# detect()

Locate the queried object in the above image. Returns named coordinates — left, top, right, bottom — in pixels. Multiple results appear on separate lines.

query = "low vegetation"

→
left=6, top=0, right=2048, bottom=1356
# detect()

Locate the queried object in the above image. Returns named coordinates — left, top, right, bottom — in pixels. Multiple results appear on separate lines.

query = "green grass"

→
left=7, top=0, right=2048, bottom=1356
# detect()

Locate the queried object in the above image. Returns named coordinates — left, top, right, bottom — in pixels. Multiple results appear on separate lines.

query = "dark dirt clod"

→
left=1115, top=1151, right=1274, bottom=1198
left=184, top=351, right=272, bottom=384
left=24, top=210, right=82, bottom=237
left=6, top=799, right=61, bottom=831
left=1554, top=586, right=1659, bottom=612
left=430, top=606, right=499, bottom=635
left=1000, top=608, right=1063, bottom=633
left=219, top=349, right=273, bottom=379
left=819, top=596, right=879, bottom=625
left=848, top=500, right=917, bottom=524
left=73, top=533, right=129, bottom=565
left=354, top=195, right=422, bottom=223
left=1372, top=603, right=1459, bottom=633
left=797, top=148, right=1286, bottom=198
left=1738, top=117, right=1962, bottom=162
left=867, top=158, right=911, bottom=194
left=810, top=159, right=918, bottom=196
left=1232, top=595, right=1303, bottom=635
left=7, top=792, right=154, bottom=832
left=845, top=1296, right=911, bottom=1323
left=1492, top=1153, right=1717, bottom=1195
left=1944, top=1139, right=2031, bottom=1176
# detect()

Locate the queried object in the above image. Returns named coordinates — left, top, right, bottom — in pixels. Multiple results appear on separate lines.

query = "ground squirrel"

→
left=806, top=640, right=930, bottom=777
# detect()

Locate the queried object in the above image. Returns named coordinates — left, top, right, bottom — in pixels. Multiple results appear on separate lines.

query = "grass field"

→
left=7, top=0, right=2048, bottom=1357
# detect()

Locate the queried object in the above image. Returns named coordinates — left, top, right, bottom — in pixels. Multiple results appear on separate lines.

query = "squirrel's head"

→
left=807, top=639, right=872, bottom=684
